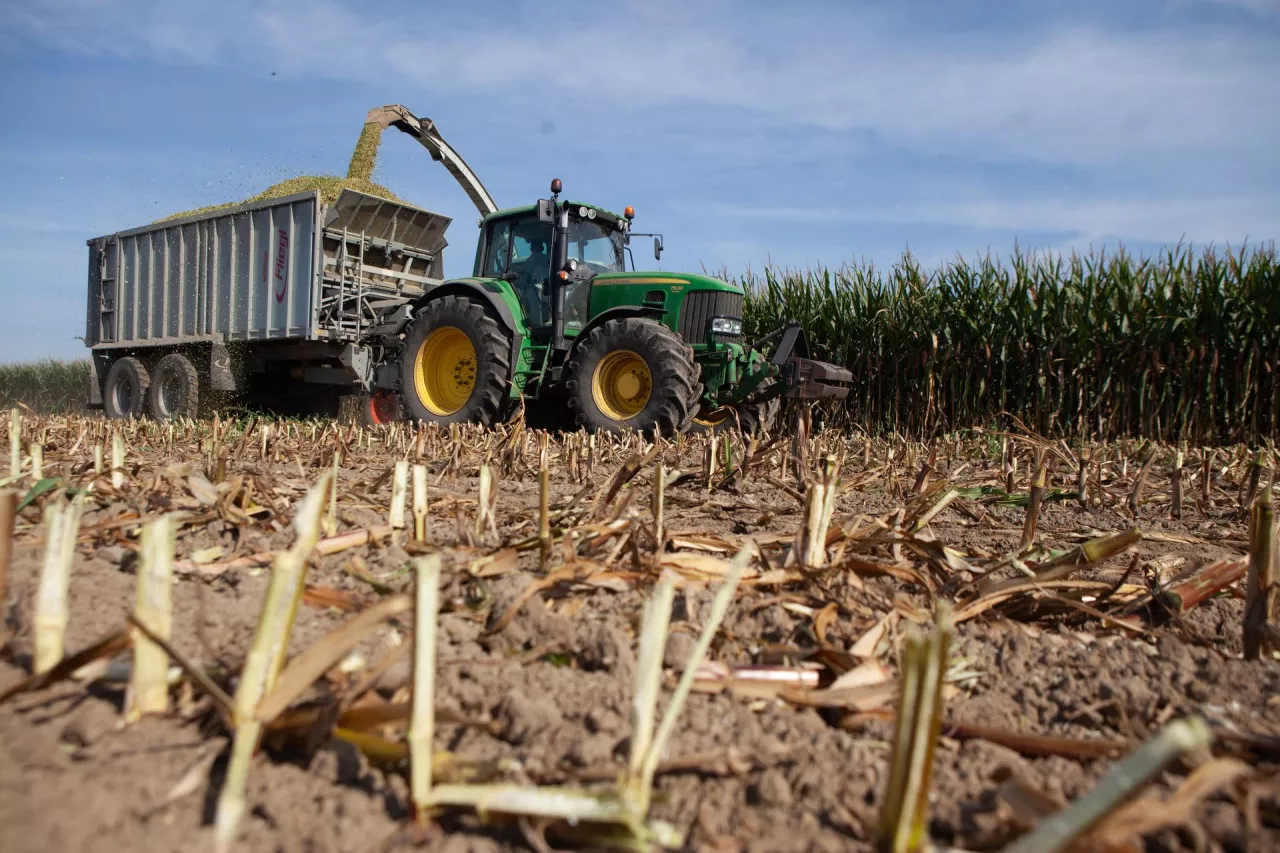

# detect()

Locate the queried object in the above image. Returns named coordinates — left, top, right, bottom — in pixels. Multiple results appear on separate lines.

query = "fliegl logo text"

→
left=273, top=228, right=289, bottom=303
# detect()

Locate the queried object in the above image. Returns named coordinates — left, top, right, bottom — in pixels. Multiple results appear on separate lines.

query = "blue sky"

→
left=0, top=0, right=1277, bottom=362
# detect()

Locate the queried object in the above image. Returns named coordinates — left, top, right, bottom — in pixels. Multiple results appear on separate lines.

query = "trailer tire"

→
left=566, top=318, right=701, bottom=437
left=148, top=353, right=200, bottom=421
left=103, top=357, right=151, bottom=420
left=400, top=296, right=512, bottom=426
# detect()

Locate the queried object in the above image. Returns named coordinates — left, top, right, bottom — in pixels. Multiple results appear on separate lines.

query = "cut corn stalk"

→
left=33, top=492, right=86, bottom=674
left=624, top=577, right=676, bottom=815
left=125, top=513, right=176, bottom=722
left=0, top=488, right=14, bottom=639
left=410, top=554, right=441, bottom=823
left=1150, top=556, right=1244, bottom=614
left=413, top=463, right=428, bottom=542
left=476, top=463, right=495, bottom=541
left=1021, top=454, right=1046, bottom=548
left=1244, top=483, right=1276, bottom=660
left=539, top=461, right=551, bottom=570
left=796, top=455, right=839, bottom=568
left=111, top=432, right=126, bottom=490
left=1171, top=445, right=1184, bottom=520
left=389, top=459, right=408, bottom=529
left=652, top=460, right=665, bottom=551
left=214, top=470, right=333, bottom=853
left=638, top=543, right=753, bottom=816
left=875, top=602, right=953, bottom=853
left=8, top=409, right=19, bottom=478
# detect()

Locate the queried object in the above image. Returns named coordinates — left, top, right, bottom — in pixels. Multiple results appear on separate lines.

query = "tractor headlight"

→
left=711, top=317, right=743, bottom=336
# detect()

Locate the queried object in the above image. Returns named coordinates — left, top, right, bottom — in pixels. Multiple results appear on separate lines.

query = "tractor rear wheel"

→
left=566, top=318, right=701, bottom=436
left=400, top=296, right=513, bottom=426
left=103, top=357, right=151, bottom=420
left=691, top=378, right=781, bottom=436
left=148, top=352, right=200, bottom=421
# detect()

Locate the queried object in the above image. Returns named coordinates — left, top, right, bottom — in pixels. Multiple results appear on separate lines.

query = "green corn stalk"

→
left=737, top=243, right=1279, bottom=443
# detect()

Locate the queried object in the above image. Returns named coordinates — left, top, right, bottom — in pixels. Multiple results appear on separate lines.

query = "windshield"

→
left=567, top=219, right=625, bottom=273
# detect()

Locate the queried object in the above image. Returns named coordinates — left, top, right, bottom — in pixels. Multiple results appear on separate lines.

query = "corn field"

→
left=739, top=243, right=1280, bottom=443
left=0, top=359, right=90, bottom=414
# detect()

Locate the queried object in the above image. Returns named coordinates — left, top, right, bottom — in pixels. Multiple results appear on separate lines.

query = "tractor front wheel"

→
left=691, top=378, right=781, bottom=436
left=399, top=296, right=513, bottom=426
left=566, top=318, right=702, bottom=436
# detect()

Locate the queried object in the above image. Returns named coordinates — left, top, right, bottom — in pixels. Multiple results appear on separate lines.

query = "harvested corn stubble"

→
left=0, top=414, right=1274, bottom=853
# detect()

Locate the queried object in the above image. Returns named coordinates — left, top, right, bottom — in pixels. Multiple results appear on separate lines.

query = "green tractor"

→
left=369, top=105, right=851, bottom=435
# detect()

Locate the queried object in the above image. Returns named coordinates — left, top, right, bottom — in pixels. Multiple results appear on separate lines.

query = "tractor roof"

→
left=484, top=201, right=628, bottom=226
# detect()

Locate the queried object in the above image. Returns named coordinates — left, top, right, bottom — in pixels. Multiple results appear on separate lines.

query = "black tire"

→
left=690, top=378, right=782, bottom=436
left=148, top=352, right=200, bottom=420
left=565, top=318, right=702, bottom=436
left=103, top=357, right=151, bottom=420
left=399, top=295, right=512, bottom=426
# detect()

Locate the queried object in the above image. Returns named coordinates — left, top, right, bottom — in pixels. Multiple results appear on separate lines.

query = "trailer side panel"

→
left=90, top=192, right=319, bottom=347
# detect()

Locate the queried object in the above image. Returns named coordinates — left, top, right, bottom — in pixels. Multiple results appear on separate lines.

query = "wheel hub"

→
left=592, top=350, right=652, bottom=422
left=414, top=326, right=477, bottom=416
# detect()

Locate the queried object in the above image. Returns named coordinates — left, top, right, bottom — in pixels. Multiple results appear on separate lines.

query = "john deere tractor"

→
left=368, top=105, right=851, bottom=435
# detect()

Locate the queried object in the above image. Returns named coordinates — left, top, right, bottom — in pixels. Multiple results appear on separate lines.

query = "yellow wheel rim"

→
left=693, top=406, right=733, bottom=427
left=592, top=349, right=652, bottom=422
left=413, top=326, right=477, bottom=416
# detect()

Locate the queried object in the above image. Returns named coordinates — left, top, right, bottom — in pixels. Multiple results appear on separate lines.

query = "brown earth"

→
left=0, top=419, right=1277, bottom=853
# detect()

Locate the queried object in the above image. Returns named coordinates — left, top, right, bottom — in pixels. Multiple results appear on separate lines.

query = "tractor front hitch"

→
left=760, top=321, right=853, bottom=401
left=781, top=356, right=852, bottom=400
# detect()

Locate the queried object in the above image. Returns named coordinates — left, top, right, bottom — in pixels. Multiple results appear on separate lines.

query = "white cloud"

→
left=708, top=194, right=1280, bottom=248
left=5, top=0, right=1277, bottom=170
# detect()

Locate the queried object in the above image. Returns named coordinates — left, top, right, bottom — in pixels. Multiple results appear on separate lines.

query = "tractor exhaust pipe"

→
left=549, top=178, right=569, bottom=353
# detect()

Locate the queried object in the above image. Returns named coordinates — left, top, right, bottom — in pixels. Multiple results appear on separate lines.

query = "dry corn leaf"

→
left=468, top=548, right=519, bottom=577
left=851, top=612, right=897, bottom=658
left=1075, top=757, right=1252, bottom=851
left=190, top=546, right=224, bottom=565
left=828, top=658, right=892, bottom=691
left=0, top=629, right=131, bottom=703
left=256, top=594, right=412, bottom=722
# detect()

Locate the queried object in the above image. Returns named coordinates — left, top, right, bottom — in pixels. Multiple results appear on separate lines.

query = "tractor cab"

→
left=475, top=199, right=629, bottom=336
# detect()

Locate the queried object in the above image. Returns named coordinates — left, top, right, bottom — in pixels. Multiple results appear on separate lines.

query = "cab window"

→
left=483, top=220, right=512, bottom=276
left=510, top=218, right=553, bottom=325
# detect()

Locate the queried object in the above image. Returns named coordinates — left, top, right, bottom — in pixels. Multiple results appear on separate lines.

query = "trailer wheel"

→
left=148, top=353, right=200, bottom=421
left=103, top=357, right=151, bottom=420
left=400, top=296, right=512, bottom=426
left=566, top=318, right=701, bottom=436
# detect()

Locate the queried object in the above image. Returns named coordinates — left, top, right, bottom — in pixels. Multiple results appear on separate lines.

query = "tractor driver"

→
left=512, top=237, right=551, bottom=323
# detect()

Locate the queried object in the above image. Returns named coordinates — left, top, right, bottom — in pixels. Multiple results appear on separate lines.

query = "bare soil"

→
left=1, top=420, right=1277, bottom=853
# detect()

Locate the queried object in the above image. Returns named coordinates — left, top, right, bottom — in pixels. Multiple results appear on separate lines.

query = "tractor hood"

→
left=590, top=270, right=743, bottom=294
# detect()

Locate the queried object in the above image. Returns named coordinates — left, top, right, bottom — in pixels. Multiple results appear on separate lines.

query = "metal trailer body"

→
left=85, top=189, right=452, bottom=411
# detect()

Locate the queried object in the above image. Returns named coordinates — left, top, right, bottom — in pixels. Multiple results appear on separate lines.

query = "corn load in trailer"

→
left=85, top=105, right=851, bottom=434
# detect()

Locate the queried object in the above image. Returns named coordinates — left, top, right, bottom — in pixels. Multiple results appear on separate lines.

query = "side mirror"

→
left=537, top=199, right=554, bottom=223
left=654, top=236, right=663, bottom=261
